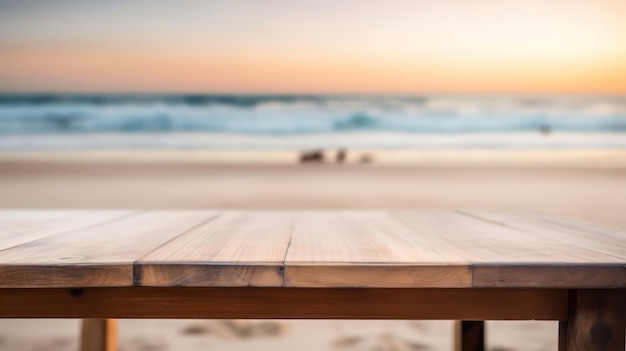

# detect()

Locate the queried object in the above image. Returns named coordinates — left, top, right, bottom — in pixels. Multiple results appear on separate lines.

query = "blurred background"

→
left=1, top=1, right=625, bottom=350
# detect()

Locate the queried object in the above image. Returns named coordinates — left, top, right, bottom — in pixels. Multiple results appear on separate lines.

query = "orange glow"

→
left=0, top=0, right=625, bottom=93
left=2, top=47, right=624, bottom=94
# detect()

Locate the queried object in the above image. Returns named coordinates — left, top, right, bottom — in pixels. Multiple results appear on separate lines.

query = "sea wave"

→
left=0, top=94, right=625, bottom=134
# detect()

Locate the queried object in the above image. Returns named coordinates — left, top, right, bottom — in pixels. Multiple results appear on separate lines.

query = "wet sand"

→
left=1, top=158, right=625, bottom=351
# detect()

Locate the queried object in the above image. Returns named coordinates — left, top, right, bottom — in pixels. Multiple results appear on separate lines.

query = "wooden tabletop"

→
left=0, top=209, right=624, bottom=289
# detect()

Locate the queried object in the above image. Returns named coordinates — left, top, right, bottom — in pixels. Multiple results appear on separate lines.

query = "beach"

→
left=1, top=151, right=626, bottom=229
left=3, top=0, right=626, bottom=348
left=1, top=151, right=625, bottom=351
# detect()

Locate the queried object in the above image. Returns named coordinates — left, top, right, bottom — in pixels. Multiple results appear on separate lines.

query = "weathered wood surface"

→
left=137, top=211, right=293, bottom=287
left=463, top=209, right=626, bottom=287
left=0, top=211, right=214, bottom=287
left=0, top=287, right=568, bottom=320
left=390, top=210, right=626, bottom=288
left=0, top=209, right=624, bottom=288
left=0, top=210, right=132, bottom=251
left=463, top=209, right=626, bottom=259
left=284, top=211, right=471, bottom=287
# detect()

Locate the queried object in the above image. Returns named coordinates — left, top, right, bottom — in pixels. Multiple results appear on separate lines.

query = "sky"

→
left=0, top=0, right=625, bottom=94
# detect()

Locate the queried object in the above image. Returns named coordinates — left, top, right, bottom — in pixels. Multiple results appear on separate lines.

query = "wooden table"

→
left=0, top=209, right=624, bottom=351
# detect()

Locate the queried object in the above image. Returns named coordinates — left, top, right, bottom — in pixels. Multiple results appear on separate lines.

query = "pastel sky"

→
left=0, top=0, right=625, bottom=93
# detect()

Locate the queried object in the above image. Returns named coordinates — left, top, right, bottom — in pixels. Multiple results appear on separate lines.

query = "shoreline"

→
left=1, top=149, right=626, bottom=168
left=2, top=131, right=626, bottom=150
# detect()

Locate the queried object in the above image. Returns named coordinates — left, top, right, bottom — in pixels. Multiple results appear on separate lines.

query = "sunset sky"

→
left=0, top=0, right=625, bottom=94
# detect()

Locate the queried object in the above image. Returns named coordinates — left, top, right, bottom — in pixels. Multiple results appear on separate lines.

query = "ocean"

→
left=1, top=94, right=625, bottom=150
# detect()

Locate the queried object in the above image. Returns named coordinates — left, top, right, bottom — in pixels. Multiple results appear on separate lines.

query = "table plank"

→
left=284, top=210, right=472, bottom=287
left=0, top=211, right=215, bottom=287
left=389, top=210, right=626, bottom=288
left=391, top=210, right=624, bottom=263
left=462, top=209, right=626, bottom=288
left=464, top=209, right=626, bottom=259
left=0, top=210, right=131, bottom=251
left=0, top=209, right=624, bottom=289
left=136, top=211, right=293, bottom=287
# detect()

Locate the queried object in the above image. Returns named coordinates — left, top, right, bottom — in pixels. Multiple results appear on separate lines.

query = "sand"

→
left=1, top=152, right=625, bottom=351
left=1, top=159, right=625, bottom=229
left=0, top=319, right=562, bottom=351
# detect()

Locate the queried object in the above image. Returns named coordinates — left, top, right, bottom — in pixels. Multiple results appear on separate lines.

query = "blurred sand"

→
left=1, top=151, right=625, bottom=351
left=1, top=157, right=625, bottom=229
left=0, top=319, right=561, bottom=351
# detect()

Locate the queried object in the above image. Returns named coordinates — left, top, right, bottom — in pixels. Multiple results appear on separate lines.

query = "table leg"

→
left=454, top=320, right=485, bottom=351
left=80, top=319, right=117, bottom=351
left=559, top=289, right=625, bottom=351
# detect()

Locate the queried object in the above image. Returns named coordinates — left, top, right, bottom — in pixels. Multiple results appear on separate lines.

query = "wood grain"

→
left=559, top=289, right=625, bottom=351
left=80, top=319, right=117, bottom=351
left=285, top=211, right=471, bottom=287
left=463, top=210, right=626, bottom=288
left=0, top=211, right=215, bottom=287
left=0, top=209, right=624, bottom=289
left=472, top=265, right=626, bottom=288
left=390, top=210, right=626, bottom=288
left=0, top=210, right=131, bottom=251
left=463, top=209, right=626, bottom=260
left=0, top=287, right=568, bottom=320
left=136, top=211, right=293, bottom=287
left=392, top=210, right=625, bottom=263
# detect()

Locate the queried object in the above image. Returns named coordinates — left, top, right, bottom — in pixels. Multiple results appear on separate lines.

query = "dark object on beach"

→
left=300, top=150, right=325, bottom=163
left=540, top=125, right=551, bottom=135
left=182, top=323, right=211, bottom=335
left=336, top=148, right=347, bottom=163
left=359, top=154, right=373, bottom=164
